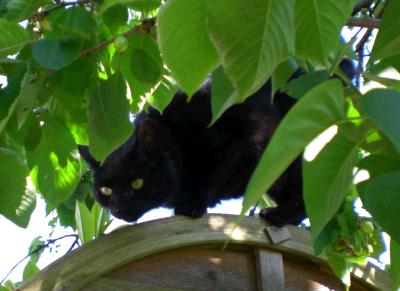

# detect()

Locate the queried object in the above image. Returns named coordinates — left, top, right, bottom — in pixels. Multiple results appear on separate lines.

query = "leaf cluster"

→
left=0, top=0, right=399, bottom=288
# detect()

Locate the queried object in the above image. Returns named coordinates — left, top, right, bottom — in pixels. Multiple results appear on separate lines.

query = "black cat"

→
left=78, top=60, right=355, bottom=226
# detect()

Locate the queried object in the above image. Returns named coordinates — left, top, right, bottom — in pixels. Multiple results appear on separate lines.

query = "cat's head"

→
left=78, top=118, right=180, bottom=222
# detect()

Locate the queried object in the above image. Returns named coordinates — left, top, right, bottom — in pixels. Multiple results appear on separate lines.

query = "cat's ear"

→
left=136, top=118, right=158, bottom=149
left=78, top=145, right=100, bottom=169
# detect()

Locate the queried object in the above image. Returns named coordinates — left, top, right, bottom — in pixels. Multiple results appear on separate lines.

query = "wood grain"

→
left=18, top=214, right=392, bottom=291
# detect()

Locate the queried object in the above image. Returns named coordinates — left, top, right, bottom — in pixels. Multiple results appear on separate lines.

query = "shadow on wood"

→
left=19, top=214, right=392, bottom=291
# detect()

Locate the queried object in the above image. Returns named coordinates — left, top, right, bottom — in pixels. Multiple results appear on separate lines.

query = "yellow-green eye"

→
left=100, top=186, right=113, bottom=196
left=131, top=178, right=144, bottom=190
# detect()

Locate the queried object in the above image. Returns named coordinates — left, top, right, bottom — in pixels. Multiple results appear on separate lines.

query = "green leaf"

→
left=112, top=33, right=159, bottom=111
left=157, top=0, right=219, bottom=96
left=210, top=66, right=238, bottom=125
left=52, top=58, right=92, bottom=123
left=32, top=39, right=81, bottom=70
left=27, top=118, right=82, bottom=209
left=47, top=6, right=97, bottom=40
left=147, top=74, right=177, bottom=113
left=16, top=186, right=36, bottom=229
left=22, top=259, right=40, bottom=282
left=325, top=250, right=351, bottom=287
left=99, top=0, right=160, bottom=14
left=0, top=62, right=26, bottom=133
left=0, top=147, right=30, bottom=227
left=75, top=200, right=95, bottom=243
left=361, top=89, right=400, bottom=153
left=392, top=240, right=400, bottom=290
left=282, top=70, right=330, bottom=99
left=91, top=202, right=111, bottom=237
left=102, top=4, right=128, bottom=34
left=41, top=114, right=76, bottom=167
left=356, top=154, right=400, bottom=193
left=370, top=0, right=400, bottom=62
left=243, top=80, right=345, bottom=212
left=130, top=48, right=162, bottom=85
left=57, top=204, right=76, bottom=229
left=304, top=130, right=359, bottom=241
left=27, top=236, right=45, bottom=262
left=128, top=0, right=160, bottom=11
left=207, top=0, right=295, bottom=99
left=14, top=71, right=44, bottom=129
left=271, top=59, right=298, bottom=95
left=361, top=171, right=400, bottom=244
left=5, top=0, right=46, bottom=21
left=295, top=0, right=358, bottom=63
left=87, top=73, right=133, bottom=162
left=2, top=280, right=16, bottom=291
left=0, top=19, right=31, bottom=58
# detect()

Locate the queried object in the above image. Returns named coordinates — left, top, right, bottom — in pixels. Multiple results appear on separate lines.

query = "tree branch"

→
left=35, top=0, right=91, bottom=19
left=80, top=18, right=156, bottom=57
left=346, top=17, right=380, bottom=29
left=0, top=234, right=78, bottom=285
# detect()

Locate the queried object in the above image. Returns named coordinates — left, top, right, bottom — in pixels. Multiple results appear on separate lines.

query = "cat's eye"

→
left=131, top=178, right=144, bottom=190
left=100, top=186, right=113, bottom=196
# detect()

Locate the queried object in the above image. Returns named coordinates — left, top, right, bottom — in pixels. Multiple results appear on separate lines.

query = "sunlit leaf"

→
left=158, top=0, right=219, bottom=96
left=147, top=74, right=177, bottom=113
left=361, top=89, right=400, bottom=153
left=325, top=250, right=351, bottom=287
left=0, top=147, right=29, bottom=227
left=295, top=0, right=358, bottom=63
left=22, top=259, right=40, bottom=282
left=208, top=0, right=295, bottom=99
left=304, top=130, right=359, bottom=241
left=75, top=200, right=95, bottom=243
left=243, top=80, right=345, bottom=213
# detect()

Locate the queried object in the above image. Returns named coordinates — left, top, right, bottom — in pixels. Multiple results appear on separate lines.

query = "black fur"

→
left=79, top=60, right=355, bottom=226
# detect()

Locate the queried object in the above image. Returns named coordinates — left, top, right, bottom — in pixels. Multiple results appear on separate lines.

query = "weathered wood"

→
left=255, top=248, right=284, bottom=291
left=85, top=247, right=257, bottom=291
left=264, top=226, right=292, bottom=245
left=18, top=214, right=392, bottom=291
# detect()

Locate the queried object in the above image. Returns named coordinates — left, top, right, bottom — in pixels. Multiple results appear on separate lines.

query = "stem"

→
left=80, top=18, right=156, bottom=57
left=0, top=234, right=78, bottom=285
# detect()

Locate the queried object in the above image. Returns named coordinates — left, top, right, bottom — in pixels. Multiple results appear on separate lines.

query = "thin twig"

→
left=352, top=0, right=374, bottom=15
left=346, top=17, right=380, bottom=29
left=0, top=234, right=78, bottom=285
left=80, top=18, right=156, bottom=57
left=35, top=0, right=91, bottom=19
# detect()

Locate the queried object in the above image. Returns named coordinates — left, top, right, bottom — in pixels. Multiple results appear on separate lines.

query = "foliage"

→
left=0, top=0, right=399, bottom=288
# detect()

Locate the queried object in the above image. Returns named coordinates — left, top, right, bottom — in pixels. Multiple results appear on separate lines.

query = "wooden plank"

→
left=18, top=214, right=392, bottom=291
left=255, top=248, right=284, bottom=291
left=86, top=247, right=257, bottom=291
left=264, top=226, right=292, bottom=245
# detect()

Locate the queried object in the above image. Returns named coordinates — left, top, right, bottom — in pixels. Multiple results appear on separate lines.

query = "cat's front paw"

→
left=259, top=207, right=288, bottom=227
